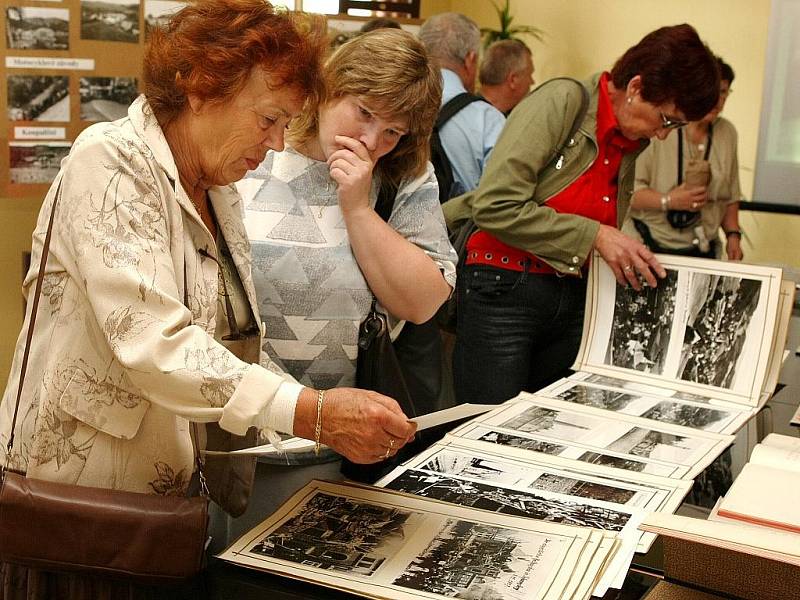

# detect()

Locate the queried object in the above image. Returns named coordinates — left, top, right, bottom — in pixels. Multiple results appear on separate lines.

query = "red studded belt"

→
left=464, top=231, right=559, bottom=274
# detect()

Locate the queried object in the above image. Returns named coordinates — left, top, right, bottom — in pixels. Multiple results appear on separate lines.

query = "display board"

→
left=1, top=0, right=176, bottom=197
left=2, top=3, right=421, bottom=198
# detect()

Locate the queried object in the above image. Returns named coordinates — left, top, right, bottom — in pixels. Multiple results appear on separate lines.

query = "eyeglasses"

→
left=659, top=112, right=688, bottom=130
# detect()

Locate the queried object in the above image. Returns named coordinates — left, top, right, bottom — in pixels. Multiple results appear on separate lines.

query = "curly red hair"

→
left=143, top=0, right=326, bottom=126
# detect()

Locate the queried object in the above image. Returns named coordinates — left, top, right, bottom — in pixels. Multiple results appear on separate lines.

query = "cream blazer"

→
left=0, top=96, right=291, bottom=494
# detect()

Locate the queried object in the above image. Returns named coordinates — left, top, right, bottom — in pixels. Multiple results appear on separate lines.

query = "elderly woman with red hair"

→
left=0, top=1, right=416, bottom=594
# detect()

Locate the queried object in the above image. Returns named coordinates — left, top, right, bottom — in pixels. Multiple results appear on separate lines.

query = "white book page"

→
left=537, top=377, right=751, bottom=434
left=576, top=254, right=783, bottom=406
left=718, top=463, right=800, bottom=531
left=219, top=480, right=610, bottom=600
left=450, top=421, right=686, bottom=478
left=750, top=438, right=800, bottom=474
left=760, top=279, right=796, bottom=397
left=375, top=441, right=651, bottom=553
left=464, top=395, right=733, bottom=479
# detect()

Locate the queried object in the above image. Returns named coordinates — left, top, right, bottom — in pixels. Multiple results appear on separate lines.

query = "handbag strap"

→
left=5, top=176, right=64, bottom=470
left=3, top=177, right=208, bottom=501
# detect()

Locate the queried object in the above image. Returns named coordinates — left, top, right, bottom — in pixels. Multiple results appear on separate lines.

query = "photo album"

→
left=219, top=254, right=794, bottom=599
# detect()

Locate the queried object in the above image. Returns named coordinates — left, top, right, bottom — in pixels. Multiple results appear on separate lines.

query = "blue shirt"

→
left=439, top=68, right=506, bottom=196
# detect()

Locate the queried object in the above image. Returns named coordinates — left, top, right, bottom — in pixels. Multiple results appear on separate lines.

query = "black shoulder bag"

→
left=340, top=178, right=419, bottom=484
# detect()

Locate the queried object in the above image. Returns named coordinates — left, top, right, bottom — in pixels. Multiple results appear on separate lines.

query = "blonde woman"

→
left=239, top=29, right=457, bottom=482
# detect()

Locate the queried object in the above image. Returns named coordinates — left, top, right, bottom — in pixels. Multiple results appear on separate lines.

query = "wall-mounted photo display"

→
left=144, top=0, right=186, bottom=38
left=80, top=0, right=141, bottom=43
left=9, top=141, right=72, bottom=184
left=5, top=6, right=70, bottom=50
left=7, top=75, right=70, bottom=122
left=79, top=76, right=139, bottom=121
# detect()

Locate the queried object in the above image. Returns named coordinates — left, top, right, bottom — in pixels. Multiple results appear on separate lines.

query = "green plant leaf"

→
left=482, top=0, right=545, bottom=47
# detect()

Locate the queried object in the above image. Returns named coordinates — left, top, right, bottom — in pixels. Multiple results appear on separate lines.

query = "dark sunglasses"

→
left=660, top=112, right=688, bottom=130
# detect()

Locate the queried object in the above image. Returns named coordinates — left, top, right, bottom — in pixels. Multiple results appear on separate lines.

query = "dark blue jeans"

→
left=453, top=264, right=587, bottom=405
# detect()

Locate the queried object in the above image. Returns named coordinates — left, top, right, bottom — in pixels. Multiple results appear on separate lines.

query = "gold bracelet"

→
left=314, top=389, right=325, bottom=456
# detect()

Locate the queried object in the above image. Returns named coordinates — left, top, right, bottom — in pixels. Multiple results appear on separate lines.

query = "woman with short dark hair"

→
left=624, top=57, right=742, bottom=260
left=444, top=23, right=720, bottom=404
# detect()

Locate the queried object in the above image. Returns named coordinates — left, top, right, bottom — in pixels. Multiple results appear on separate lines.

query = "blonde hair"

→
left=289, top=28, right=442, bottom=184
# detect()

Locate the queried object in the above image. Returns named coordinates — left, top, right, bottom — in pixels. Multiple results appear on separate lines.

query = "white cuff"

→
left=261, top=381, right=303, bottom=435
left=219, top=364, right=284, bottom=435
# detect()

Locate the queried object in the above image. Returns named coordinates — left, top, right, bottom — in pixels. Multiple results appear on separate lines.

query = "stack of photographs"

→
left=374, top=438, right=693, bottom=593
left=219, top=480, right=620, bottom=600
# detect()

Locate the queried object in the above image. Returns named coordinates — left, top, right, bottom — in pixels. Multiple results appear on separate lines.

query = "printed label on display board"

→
left=6, top=56, right=95, bottom=70
left=14, top=127, right=66, bottom=140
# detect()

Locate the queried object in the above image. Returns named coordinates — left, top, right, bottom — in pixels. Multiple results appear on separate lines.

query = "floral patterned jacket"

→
left=0, top=96, right=292, bottom=495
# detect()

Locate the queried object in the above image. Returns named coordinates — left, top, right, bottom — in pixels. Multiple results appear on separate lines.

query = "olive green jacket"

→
left=442, top=74, right=648, bottom=275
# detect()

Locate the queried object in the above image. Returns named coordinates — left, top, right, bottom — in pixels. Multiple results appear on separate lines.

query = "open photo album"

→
left=219, top=254, right=793, bottom=599
left=573, top=253, right=792, bottom=409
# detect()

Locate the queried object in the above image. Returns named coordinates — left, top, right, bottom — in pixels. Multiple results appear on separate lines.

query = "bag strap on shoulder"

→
left=544, top=77, right=590, bottom=170
left=5, top=176, right=63, bottom=469
left=437, top=93, right=486, bottom=128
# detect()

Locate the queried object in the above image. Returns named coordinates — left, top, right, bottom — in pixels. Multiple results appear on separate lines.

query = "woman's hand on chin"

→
left=328, top=135, right=375, bottom=216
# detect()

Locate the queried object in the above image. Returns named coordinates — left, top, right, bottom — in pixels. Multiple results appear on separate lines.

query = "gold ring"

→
left=389, top=438, right=395, bottom=449
left=623, top=265, right=633, bottom=271
left=383, top=447, right=391, bottom=459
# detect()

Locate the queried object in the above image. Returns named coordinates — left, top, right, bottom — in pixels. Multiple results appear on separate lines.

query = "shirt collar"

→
left=597, top=72, right=640, bottom=152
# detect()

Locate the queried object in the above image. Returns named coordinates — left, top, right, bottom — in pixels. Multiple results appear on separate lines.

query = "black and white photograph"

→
left=607, top=427, right=695, bottom=462
left=578, top=451, right=652, bottom=473
left=417, top=451, right=637, bottom=504
left=7, top=75, right=70, bottom=122
left=392, top=519, right=564, bottom=599
left=144, top=0, right=185, bottom=36
left=678, top=273, right=762, bottom=388
left=383, top=470, right=632, bottom=532
left=6, top=6, right=69, bottom=50
left=639, top=400, right=730, bottom=431
left=80, top=77, right=139, bottom=121
left=532, top=473, right=637, bottom=504
left=605, top=269, right=679, bottom=374
left=558, top=384, right=639, bottom=412
left=549, top=380, right=738, bottom=432
left=9, top=142, right=71, bottom=184
left=499, top=406, right=598, bottom=442
left=81, top=0, right=140, bottom=43
left=476, top=429, right=567, bottom=454
left=248, top=493, right=413, bottom=576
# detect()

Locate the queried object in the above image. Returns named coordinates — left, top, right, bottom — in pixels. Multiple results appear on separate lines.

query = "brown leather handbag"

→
left=0, top=177, right=209, bottom=585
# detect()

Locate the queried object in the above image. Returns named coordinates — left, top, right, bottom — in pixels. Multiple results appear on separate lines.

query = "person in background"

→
left=623, top=56, right=743, bottom=260
left=444, top=24, right=720, bottom=405
left=0, top=2, right=416, bottom=595
left=238, top=29, right=455, bottom=478
left=360, top=16, right=402, bottom=32
left=418, top=12, right=506, bottom=197
left=478, top=39, right=535, bottom=115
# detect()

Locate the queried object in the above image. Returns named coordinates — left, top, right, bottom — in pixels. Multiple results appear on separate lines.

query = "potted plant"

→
left=480, top=0, right=544, bottom=48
